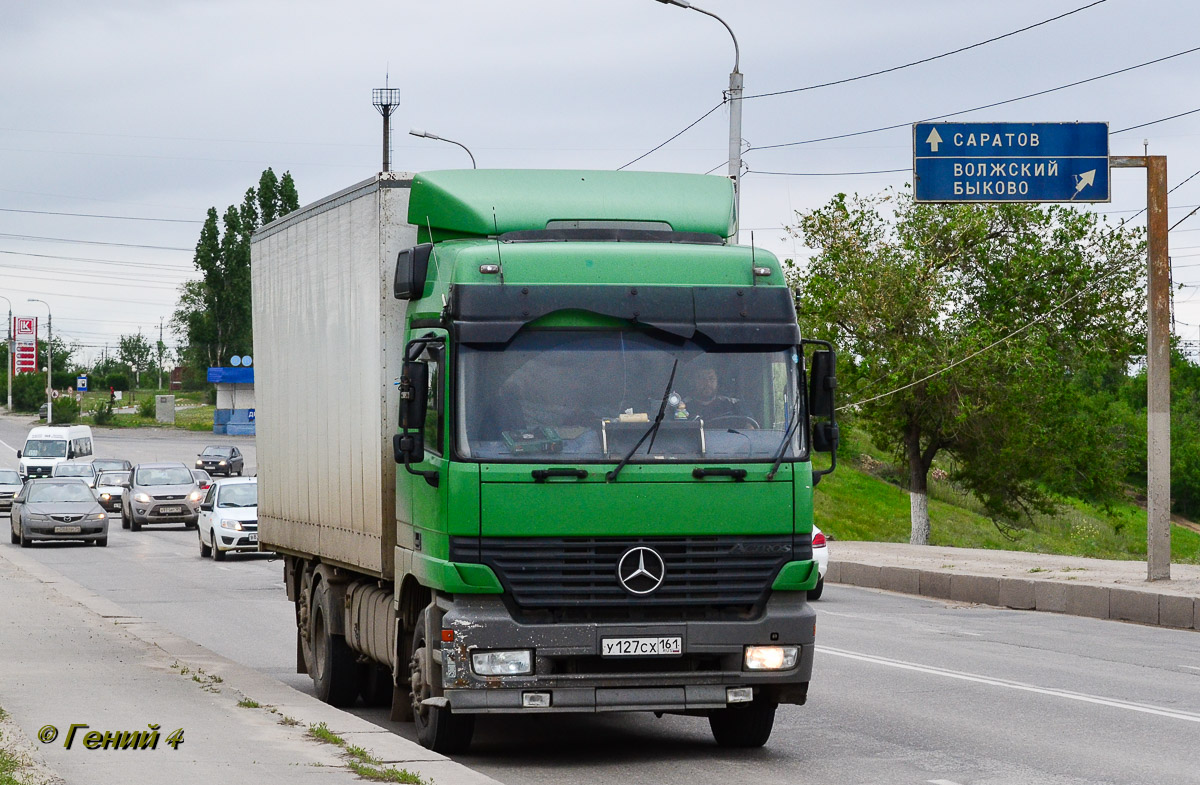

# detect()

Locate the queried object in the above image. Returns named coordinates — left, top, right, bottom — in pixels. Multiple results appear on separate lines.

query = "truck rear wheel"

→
left=310, top=579, right=359, bottom=707
left=410, top=609, right=474, bottom=753
left=708, top=697, right=777, bottom=748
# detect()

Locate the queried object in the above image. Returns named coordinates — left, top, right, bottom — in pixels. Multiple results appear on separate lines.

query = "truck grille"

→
left=451, top=535, right=801, bottom=622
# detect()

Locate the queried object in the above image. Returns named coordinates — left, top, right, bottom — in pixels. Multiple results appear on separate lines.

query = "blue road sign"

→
left=913, top=122, right=1109, bottom=203
left=76, top=375, right=88, bottom=392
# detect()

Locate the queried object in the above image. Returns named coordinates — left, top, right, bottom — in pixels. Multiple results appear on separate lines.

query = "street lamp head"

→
left=655, top=0, right=692, bottom=7
left=410, top=129, right=438, bottom=140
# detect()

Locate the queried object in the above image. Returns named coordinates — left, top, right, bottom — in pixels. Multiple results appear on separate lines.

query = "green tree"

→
left=789, top=189, right=1145, bottom=543
left=173, top=168, right=298, bottom=371
left=118, top=331, right=153, bottom=387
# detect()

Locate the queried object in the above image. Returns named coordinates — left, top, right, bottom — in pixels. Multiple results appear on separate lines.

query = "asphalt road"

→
left=2, top=420, right=1197, bottom=785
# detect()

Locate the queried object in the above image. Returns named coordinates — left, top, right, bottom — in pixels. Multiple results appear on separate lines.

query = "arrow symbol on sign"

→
left=1070, top=169, right=1097, bottom=200
left=926, top=127, right=943, bottom=152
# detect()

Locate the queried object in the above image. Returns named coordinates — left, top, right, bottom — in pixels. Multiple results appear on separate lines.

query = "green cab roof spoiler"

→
left=408, top=169, right=736, bottom=240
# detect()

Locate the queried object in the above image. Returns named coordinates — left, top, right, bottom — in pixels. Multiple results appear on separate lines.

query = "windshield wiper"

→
left=766, top=403, right=803, bottom=481
left=606, top=359, right=679, bottom=483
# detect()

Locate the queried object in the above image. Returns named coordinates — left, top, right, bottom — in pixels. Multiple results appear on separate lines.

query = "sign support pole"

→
left=1113, top=155, right=1170, bottom=581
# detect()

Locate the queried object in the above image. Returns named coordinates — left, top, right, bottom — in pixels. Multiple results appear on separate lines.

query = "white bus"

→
left=17, top=425, right=94, bottom=480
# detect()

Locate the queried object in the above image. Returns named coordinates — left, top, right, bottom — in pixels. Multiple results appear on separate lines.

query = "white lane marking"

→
left=819, top=645, right=1200, bottom=723
left=929, top=780, right=965, bottom=785
left=0, top=438, right=17, bottom=453
left=1182, top=665, right=1200, bottom=672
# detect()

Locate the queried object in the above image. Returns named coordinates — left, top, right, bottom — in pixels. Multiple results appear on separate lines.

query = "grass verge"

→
left=818, top=427, right=1200, bottom=564
left=306, top=723, right=428, bottom=784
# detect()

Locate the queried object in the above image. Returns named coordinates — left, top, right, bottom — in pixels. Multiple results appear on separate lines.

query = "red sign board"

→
left=12, top=316, right=37, bottom=374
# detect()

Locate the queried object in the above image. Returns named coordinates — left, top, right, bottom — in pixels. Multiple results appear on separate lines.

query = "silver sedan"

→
left=10, top=479, right=110, bottom=547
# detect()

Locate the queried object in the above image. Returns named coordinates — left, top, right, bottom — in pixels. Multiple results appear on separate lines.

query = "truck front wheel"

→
left=310, top=580, right=359, bottom=707
left=708, top=697, right=777, bottom=748
left=409, top=609, right=474, bottom=753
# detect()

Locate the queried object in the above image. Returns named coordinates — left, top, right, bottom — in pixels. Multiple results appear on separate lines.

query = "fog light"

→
left=471, top=650, right=533, bottom=676
left=522, top=691, right=551, bottom=708
left=726, top=687, right=754, bottom=704
left=744, top=645, right=799, bottom=671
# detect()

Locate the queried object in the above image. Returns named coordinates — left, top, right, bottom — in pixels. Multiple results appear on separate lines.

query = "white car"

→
left=52, top=461, right=98, bottom=489
left=810, top=525, right=829, bottom=600
left=197, top=477, right=259, bottom=561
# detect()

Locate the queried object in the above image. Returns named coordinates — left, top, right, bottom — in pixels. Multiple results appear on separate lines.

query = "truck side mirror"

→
left=808, top=350, right=836, bottom=422
left=393, top=244, right=435, bottom=301
left=15, top=450, right=20, bottom=459
left=399, top=360, right=429, bottom=433
left=395, top=358, right=438, bottom=487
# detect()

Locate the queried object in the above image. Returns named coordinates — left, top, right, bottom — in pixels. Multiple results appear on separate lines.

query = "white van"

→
left=17, top=425, right=94, bottom=480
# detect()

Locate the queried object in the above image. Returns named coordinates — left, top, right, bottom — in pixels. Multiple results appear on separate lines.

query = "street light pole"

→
left=655, top=0, right=742, bottom=237
left=28, top=299, right=50, bottom=425
left=409, top=129, right=477, bottom=169
left=0, top=295, right=11, bottom=412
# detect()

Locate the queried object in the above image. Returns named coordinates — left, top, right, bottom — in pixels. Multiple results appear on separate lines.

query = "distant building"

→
left=207, top=366, right=254, bottom=435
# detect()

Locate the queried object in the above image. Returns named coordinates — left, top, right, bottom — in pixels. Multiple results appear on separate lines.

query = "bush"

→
left=92, top=399, right=115, bottom=425
left=138, top=396, right=156, bottom=418
left=12, top=373, right=47, bottom=412
left=104, top=373, right=130, bottom=392
left=51, top=396, right=80, bottom=423
left=206, top=387, right=217, bottom=406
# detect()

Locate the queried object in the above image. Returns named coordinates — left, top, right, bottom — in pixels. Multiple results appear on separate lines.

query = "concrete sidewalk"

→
left=0, top=546, right=502, bottom=785
left=828, top=541, right=1200, bottom=630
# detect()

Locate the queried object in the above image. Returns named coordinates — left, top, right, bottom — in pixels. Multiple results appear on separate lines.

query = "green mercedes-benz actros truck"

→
left=251, top=169, right=837, bottom=753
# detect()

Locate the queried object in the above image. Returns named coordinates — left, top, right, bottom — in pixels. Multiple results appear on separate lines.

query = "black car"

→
left=196, top=445, right=244, bottom=476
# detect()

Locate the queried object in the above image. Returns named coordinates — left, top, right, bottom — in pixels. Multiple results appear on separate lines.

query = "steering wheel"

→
left=705, top=414, right=761, bottom=430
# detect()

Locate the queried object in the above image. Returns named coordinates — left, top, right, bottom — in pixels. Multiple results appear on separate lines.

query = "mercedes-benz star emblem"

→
left=616, top=546, right=666, bottom=595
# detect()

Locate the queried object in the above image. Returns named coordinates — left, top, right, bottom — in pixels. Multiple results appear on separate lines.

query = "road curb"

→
left=828, top=559, right=1199, bottom=630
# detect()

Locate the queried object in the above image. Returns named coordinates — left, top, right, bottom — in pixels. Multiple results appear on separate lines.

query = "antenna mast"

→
left=372, top=79, right=401, bottom=173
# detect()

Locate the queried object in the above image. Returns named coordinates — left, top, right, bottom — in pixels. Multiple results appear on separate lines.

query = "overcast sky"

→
left=3, top=0, right=1200, bottom=365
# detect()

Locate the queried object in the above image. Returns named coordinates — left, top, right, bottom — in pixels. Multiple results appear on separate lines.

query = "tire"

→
left=212, top=539, right=226, bottom=561
left=198, top=529, right=212, bottom=558
left=18, top=527, right=29, bottom=548
left=410, top=608, right=475, bottom=753
left=131, top=517, right=142, bottom=531
left=10, top=525, right=18, bottom=545
left=310, top=579, right=359, bottom=707
left=808, top=577, right=824, bottom=601
left=121, top=506, right=130, bottom=530
left=96, top=536, right=108, bottom=547
left=709, top=697, right=777, bottom=748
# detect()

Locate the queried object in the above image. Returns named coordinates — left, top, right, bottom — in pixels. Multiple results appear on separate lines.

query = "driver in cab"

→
left=683, top=365, right=741, bottom=422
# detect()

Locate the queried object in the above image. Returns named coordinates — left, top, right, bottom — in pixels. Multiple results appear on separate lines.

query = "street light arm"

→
left=656, top=0, right=739, bottom=72
left=410, top=129, right=477, bottom=169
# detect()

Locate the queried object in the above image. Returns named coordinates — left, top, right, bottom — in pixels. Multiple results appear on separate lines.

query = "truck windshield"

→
left=457, top=329, right=803, bottom=463
left=23, top=440, right=67, bottom=458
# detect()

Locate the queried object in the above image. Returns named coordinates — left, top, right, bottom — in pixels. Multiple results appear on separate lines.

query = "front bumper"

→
left=23, top=521, right=108, bottom=542
left=215, top=529, right=259, bottom=552
left=436, top=593, right=815, bottom=714
left=131, top=502, right=199, bottom=525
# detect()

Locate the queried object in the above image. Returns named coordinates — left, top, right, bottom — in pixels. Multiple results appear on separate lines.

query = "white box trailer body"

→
left=251, top=173, right=416, bottom=577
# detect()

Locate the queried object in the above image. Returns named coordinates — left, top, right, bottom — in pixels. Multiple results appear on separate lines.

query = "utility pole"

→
left=1113, top=155, right=1171, bottom=581
left=0, top=296, right=12, bottom=411
left=158, top=317, right=164, bottom=391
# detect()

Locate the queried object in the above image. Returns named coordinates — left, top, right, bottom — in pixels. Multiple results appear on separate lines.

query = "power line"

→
left=0, top=250, right=193, bottom=272
left=748, top=45, right=1200, bottom=153
left=744, top=0, right=1110, bottom=101
left=747, top=167, right=909, bottom=177
left=1112, top=106, right=1200, bottom=135
left=0, top=207, right=201, bottom=224
left=0, top=232, right=191, bottom=252
left=617, top=102, right=725, bottom=171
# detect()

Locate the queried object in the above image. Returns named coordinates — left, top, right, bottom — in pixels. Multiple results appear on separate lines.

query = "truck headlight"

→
left=744, top=645, right=799, bottom=671
left=471, top=650, right=533, bottom=676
